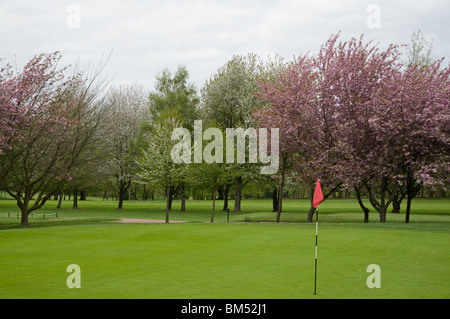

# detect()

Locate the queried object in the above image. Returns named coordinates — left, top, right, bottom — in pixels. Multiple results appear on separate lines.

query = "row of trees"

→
left=255, top=32, right=449, bottom=223
left=1, top=32, right=449, bottom=225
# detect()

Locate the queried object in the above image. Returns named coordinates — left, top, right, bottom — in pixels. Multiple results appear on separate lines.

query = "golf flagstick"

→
left=312, top=178, right=324, bottom=295
left=314, top=208, right=318, bottom=295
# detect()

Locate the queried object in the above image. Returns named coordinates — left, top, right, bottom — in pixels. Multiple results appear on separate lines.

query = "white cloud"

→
left=1, top=0, right=449, bottom=91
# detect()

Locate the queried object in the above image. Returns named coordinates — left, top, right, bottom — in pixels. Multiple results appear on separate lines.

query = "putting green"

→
left=0, top=222, right=448, bottom=299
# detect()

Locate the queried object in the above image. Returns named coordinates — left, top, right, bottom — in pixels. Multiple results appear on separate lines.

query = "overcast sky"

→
left=1, top=0, right=449, bottom=92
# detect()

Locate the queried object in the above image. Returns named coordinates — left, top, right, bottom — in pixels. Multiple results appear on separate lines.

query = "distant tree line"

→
left=0, top=31, right=448, bottom=225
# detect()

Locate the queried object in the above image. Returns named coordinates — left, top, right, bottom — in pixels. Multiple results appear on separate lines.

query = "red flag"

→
left=312, top=178, right=324, bottom=208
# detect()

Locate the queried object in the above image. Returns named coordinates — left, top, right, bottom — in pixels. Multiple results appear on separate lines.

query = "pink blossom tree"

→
left=0, top=52, right=107, bottom=225
left=254, top=55, right=320, bottom=222
left=255, top=34, right=399, bottom=222
left=313, top=34, right=403, bottom=223
left=0, top=60, right=17, bottom=154
left=368, top=59, right=450, bottom=222
left=255, top=33, right=449, bottom=223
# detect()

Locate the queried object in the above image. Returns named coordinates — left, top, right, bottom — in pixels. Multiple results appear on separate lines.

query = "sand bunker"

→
left=112, top=218, right=187, bottom=224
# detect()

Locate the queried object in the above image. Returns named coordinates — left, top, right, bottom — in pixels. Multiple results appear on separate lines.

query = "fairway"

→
left=0, top=220, right=449, bottom=299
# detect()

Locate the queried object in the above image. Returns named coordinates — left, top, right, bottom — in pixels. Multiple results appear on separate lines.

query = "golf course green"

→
left=0, top=198, right=449, bottom=299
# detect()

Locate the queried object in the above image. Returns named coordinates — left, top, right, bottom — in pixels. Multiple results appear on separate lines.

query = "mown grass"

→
left=0, top=197, right=449, bottom=228
left=0, top=222, right=448, bottom=299
left=0, top=197, right=448, bottom=299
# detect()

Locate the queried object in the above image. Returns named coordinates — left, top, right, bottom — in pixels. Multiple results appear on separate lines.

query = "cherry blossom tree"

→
left=0, top=60, right=17, bottom=154
left=255, top=33, right=449, bottom=223
left=0, top=52, right=108, bottom=225
left=313, top=33, right=402, bottom=223
left=369, top=59, right=450, bottom=222
left=254, top=55, right=318, bottom=222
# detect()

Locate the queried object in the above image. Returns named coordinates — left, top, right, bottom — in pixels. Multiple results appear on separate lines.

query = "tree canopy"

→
left=1, top=31, right=448, bottom=225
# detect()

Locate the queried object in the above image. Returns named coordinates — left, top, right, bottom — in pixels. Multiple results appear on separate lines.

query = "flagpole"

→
left=312, top=178, right=323, bottom=295
left=314, top=207, right=318, bottom=295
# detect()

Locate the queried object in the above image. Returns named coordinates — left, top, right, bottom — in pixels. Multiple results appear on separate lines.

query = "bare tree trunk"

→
left=355, top=185, right=370, bottom=223
left=142, top=185, right=148, bottom=201
left=20, top=205, right=29, bottom=226
left=405, top=172, right=421, bottom=223
left=79, top=189, right=87, bottom=200
left=391, top=198, right=401, bottom=214
left=56, top=192, right=63, bottom=209
left=307, top=206, right=316, bottom=223
left=211, top=185, right=216, bottom=223
left=276, top=167, right=285, bottom=223
left=276, top=184, right=284, bottom=223
left=233, top=176, right=242, bottom=212
left=391, top=185, right=406, bottom=214
left=168, top=185, right=174, bottom=211
left=363, top=177, right=394, bottom=223
left=217, top=186, right=224, bottom=200
left=73, top=188, right=78, bottom=209
left=307, top=188, right=315, bottom=222
left=180, top=185, right=186, bottom=212
left=117, top=180, right=131, bottom=209
left=222, top=183, right=230, bottom=211
left=118, top=188, right=124, bottom=209
left=380, top=207, right=387, bottom=223
left=165, top=186, right=170, bottom=223
left=405, top=196, right=412, bottom=223
left=272, top=188, right=278, bottom=212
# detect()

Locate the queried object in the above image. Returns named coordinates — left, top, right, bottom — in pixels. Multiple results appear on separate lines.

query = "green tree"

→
left=200, top=53, right=274, bottom=212
left=136, top=109, right=187, bottom=222
left=188, top=121, right=229, bottom=223
left=149, top=65, right=199, bottom=130
left=148, top=66, right=199, bottom=210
